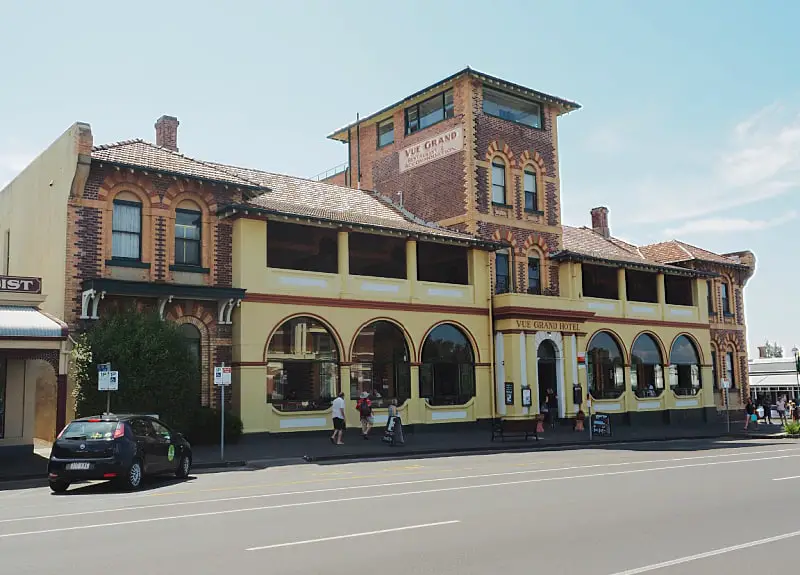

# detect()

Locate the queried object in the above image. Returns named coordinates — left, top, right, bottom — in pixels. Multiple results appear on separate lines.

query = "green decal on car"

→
left=168, top=445, right=175, bottom=462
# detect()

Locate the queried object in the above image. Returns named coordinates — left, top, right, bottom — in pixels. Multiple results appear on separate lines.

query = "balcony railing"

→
left=310, top=163, right=349, bottom=182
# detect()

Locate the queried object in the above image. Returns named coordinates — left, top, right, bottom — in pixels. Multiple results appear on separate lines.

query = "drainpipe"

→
left=356, top=113, right=361, bottom=189
left=487, top=254, right=497, bottom=420
left=346, top=127, right=352, bottom=187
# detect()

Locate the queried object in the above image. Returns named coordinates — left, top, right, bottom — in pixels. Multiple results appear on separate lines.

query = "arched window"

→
left=632, top=334, right=664, bottom=398
left=670, top=335, right=702, bottom=396
left=178, top=323, right=202, bottom=368
left=587, top=331, right=625, bottom=399
left=420, top=324, right=475, bottom=406
left=112, top=198, right=143, bottom=261
left=491, top=158, right=506, bottom=205
left=175, top=200, right=202, bottom=267
left=523, top=169, right=538, bottom=212
left=351, top=321, right=411, bottom=406
left=537, top=340, right=558, bottom=410
left=265, top=316, right=339, bottom=411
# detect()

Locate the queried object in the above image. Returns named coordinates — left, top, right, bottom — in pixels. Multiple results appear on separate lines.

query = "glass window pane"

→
left=113, top=202, right=141, bottom=233
left=112, top=231, right=140, bottom=259
left=377, top=119, right=394, bottom=147
left=524, top=171, right=536, bottom=193
left=0, top=357, right=6, bottom=439
left=405, top=107, right=418, bottom=134
left=496, top=252, right=509, bottom=275
left=177, top=239, right=200, bottom=266
left=483, top=87, right=541, bottom=128
left=419, top=95, right=445, bottom=129
left=444, top=89, right=454, bottom=118
left=176, top=211, right=201, bottom=241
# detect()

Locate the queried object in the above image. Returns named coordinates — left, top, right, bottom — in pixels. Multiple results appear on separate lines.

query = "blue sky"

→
left=1, top=0, right=797, bottom=355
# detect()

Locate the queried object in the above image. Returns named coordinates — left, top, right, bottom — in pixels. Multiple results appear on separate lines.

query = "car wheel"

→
left=49, top=480, right=70, bottom=494
left=175, top=453, right=192, bottom=479
left=122, top=459, right=144, bottom=491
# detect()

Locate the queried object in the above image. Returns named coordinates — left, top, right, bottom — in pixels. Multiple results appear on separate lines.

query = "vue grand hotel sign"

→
left=399, top=126, right=464, bottom=173
left=0, top=275, right=42, bottom=294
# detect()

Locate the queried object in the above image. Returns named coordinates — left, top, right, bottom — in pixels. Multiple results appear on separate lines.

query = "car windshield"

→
left=61, top=421, right=118, bottom=440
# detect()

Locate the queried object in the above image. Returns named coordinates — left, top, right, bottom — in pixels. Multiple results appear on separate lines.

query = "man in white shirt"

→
left=331, top=392, right=346, bottom=445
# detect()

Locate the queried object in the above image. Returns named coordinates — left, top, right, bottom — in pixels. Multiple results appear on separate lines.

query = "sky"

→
left=1, top=0, right=798, bottom=356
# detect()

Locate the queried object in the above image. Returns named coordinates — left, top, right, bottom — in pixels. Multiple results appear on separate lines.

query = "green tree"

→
left=73, top=310, right=201, bottom=432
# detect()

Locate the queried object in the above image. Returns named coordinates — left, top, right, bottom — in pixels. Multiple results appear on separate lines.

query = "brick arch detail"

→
left=97, top=172, right=158, bottom=203
left=518, top=150, right=546, bottom=172
left=522, top=234, right=549, bottom=256
left=165, top=183, right=219, bottom=212
left=485, top=141, right=516, bottom=166
left=171, top=313, right=214, bottom=407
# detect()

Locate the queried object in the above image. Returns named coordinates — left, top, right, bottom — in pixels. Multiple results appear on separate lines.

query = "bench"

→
left=490, top=418, right=539, bottom=442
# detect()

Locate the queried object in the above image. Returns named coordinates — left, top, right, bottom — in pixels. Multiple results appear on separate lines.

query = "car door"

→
left=129, top=418, right=161, bottom=474
left=148, top=419, right=174, bottom=472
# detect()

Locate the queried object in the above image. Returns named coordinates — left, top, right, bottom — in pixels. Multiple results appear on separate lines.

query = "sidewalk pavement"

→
left=1, top=419, right=789, bottom=483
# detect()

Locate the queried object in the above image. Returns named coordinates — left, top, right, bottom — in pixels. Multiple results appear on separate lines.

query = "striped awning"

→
left=0, top=306, right=67, bottom=339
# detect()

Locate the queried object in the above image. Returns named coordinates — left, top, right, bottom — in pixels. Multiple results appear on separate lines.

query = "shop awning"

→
left=0, top=306, right=68, bottom=339
left=749, top=373, right=800, bottom=390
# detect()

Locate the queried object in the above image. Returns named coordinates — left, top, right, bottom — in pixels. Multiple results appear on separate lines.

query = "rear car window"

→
left=62, top=421, right=118, bottom=440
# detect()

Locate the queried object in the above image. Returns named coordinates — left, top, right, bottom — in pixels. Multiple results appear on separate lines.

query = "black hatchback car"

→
left=48, top=414, right=192, bottom=493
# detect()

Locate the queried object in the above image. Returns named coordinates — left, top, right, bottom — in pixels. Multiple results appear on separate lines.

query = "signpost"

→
left=721, top=377, right=731, bottom=433
left=97, top=362, right=119, bottom=414
left=214, top=363, right=232, bottom=461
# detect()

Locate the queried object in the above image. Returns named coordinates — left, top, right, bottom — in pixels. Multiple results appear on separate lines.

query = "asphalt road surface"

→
left=1, top=438, right=800, bottom=574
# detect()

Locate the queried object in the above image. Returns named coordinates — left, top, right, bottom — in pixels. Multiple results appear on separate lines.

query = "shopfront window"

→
left=266, top=317, right=339, bottom=411
left=669, top=335, right=702, bottom=396
left=350, top=321, right=411, bottom=407
left=420, top=324, right=475, bottom=406
left=0, top=357, right=6, bottom=439
left=587, top=331, right=625, bottom=399
left=631, top=334, right=664, bottom=398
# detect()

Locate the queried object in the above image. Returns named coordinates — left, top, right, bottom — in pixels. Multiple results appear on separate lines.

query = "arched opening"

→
left=537, top=340, right=558, bottom=413
left=351, top=321, right=411, bottom=407
left=265, top=316, right=339, bottom=411
left=587, top=331, right=625, bottom=399
left=178, top=323, right=202, bottom=368
left=420, top=324, right=475, bottom=406
left=670, top=335, right=702, bottom=396
left=632, top=334, right=664, bottom=398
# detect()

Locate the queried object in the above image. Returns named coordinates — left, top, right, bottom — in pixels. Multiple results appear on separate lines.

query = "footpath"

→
left=1, top=417, right=788, bottom=483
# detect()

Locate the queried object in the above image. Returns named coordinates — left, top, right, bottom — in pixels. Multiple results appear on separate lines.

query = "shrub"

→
left=784, top=421, right=800, bottom=436
left=185, top=406, right=243, bottom=445
left=73, top=310, right=201, bottom=433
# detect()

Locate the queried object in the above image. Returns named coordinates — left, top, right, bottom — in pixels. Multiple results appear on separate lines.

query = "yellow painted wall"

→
left=0, top=123, right=85, bottom=320
left=231, top=217, right=494, bottom=433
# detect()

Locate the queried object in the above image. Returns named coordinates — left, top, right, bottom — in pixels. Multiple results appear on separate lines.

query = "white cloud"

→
left=616, top=103, right=800, bottom=225
left=664, top=210, right=798, bottom=236
left=0, top=150, right=35, bottom=191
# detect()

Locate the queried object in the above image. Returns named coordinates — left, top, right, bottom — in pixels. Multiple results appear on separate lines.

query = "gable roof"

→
left=555, top=226, right=714, bottom=277
left=92, top=140, right=266, bottom=190
left=640, top=240, right=745, bottom=267
left=327, top=67, right=581, bottom=141
left=209, top=162, right=498, bottom=247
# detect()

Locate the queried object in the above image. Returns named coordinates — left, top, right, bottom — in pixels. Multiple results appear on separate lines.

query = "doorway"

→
left=537, top=340, right=558, bottom=411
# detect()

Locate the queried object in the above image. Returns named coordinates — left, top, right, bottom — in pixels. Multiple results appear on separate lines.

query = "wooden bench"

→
left=490, top=418, right=539, bottom=442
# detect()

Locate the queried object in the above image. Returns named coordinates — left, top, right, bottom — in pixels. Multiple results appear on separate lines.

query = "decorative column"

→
left=406, top=239, right=417, bottom=282
left=337, top=231, right=349, bottom=276
left=519, top=332, right=529, bottom=415
left=571, top=334, right=580, bottom=414
left=617, top=268, right=627, bottom=302
left=495, top=332, right=506, bottom=416
left=657, top=273, right=666, bottom=320
left=409, top=364, right=421, bottom=424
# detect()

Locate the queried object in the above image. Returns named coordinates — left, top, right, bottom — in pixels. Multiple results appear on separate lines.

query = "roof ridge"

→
left=92, top=138, right=145, bottom=152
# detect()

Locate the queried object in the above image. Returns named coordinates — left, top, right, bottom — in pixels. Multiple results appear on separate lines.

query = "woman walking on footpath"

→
left=776, top=395, right=789, bottom=426
left=386, top=399, right=404, bottom=445
left=744, top=398, right=756, bottom=431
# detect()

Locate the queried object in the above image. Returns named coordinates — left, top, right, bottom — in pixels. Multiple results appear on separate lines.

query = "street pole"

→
left=588, top=395, right=593, bottom=441
left=220, top=362, right=225, bottom=462
left=724, top=388, right=730, bottom=433
left=106, top=391, right=111, bottom=415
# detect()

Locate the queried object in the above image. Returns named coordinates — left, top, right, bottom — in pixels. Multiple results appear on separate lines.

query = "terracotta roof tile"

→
left=92, top=140, right=263, bottom=188
left=208, top=162, right=482, bottom=242
left=640, top=240, right=737, bottom=265
left=561, top=226, right=655, bottom=264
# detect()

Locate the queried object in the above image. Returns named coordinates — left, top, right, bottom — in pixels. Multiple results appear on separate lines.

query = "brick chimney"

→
left=757, top=345, right=768, bottom=359
left=155, top=115, right=179, bottom=152
left=590, top=206, right=610, bottom=238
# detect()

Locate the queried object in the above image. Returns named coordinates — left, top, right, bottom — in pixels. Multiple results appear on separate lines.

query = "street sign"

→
left=214, top=365, right=232, bottom=386
left=97, top=363, right=111, bottom=373
left=99, top=370, right=119, bottom=391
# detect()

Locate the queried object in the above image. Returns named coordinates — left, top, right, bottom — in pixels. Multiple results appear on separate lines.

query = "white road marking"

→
left=0, top=452, right=798, bottom=540
left=607, top=528, right=800, bottom=574
left=245, top=520, right=460, bottom=551
left=772, top=475, right=800, bottom=481
left=1, top=447, right=798, bottom=525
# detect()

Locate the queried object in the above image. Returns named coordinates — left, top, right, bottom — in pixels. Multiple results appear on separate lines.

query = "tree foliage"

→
left=764, top=340, right=784, bottom=358
left=73, top=310, right=201, bottom=433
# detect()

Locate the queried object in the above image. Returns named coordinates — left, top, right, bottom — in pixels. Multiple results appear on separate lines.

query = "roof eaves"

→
left=550, top=250, right=718, bottom=278
left=217, top=203, right=504, bottom=250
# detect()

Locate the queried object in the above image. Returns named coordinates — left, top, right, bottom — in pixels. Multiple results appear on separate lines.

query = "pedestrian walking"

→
left=776, top=395, right=789, bottom=426
left=546, top=388, right=559, bottom=428
left=744, top=398, right=756, bottom=430
left=761, top=397, right=772, bottom=424
left=357, top=392, right=374, bottom=439
left=330, top=391, right=346, bottom=445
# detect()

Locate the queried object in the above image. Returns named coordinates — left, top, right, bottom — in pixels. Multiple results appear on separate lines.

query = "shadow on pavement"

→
left=51, top=475, right=198, bottom=496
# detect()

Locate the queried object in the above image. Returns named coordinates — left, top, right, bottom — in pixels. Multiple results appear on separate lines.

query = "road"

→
left=1, top=438, right=799, bottom=574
